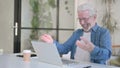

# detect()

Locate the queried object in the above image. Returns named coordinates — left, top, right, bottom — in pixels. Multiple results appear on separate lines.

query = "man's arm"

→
left=54, top=31, right=78, bottom=54
left=90, top=30, right=112, bottom=64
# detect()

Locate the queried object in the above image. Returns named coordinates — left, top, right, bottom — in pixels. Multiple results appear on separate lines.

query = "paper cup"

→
left=23, top=50, right=31, bottom=62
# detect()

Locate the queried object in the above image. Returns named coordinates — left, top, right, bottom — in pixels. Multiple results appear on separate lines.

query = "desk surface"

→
left=0, top=54, right=119, bottom=68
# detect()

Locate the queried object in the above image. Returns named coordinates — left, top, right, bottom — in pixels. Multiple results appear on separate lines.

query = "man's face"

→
left=78, top=10, right=96, bottom=32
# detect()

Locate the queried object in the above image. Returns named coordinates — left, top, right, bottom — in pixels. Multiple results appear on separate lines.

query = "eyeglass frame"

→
left=78, top=16, right=93, bottom=22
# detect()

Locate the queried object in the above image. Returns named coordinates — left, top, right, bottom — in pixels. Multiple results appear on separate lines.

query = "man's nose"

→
left=80, top=20, right=85, bottom=24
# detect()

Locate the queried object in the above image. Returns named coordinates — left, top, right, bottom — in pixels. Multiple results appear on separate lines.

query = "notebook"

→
left=31, top=41, right=79, bottom=67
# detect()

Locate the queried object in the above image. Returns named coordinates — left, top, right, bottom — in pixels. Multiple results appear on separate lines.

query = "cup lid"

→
left=23, top=50, right=31, bottom=53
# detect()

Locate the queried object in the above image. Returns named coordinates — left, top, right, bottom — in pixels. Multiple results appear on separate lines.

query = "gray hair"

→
left=77, top=3, right=96, bottom=16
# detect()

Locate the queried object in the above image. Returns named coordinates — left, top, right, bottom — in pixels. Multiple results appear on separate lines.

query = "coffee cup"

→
left=23, top=50, right=31, bottom=62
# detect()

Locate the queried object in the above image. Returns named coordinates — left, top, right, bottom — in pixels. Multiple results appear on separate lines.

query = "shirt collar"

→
left=91, top=23, right=99, bottom=32
left=81, top=23, right=99, bottom=32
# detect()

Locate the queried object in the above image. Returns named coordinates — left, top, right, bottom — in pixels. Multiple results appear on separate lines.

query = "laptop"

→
left=31, top=41, right=79, bottom=67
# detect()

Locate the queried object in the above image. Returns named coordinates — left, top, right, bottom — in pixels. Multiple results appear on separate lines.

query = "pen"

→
left=83, top=65, right=92, bottom=68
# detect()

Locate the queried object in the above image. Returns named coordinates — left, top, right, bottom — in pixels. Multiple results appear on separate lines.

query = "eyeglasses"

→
left=78, top=16, right=92, bottom=22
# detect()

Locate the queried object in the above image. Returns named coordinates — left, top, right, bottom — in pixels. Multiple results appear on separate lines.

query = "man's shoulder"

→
left=72, top=29, right=83, bottom=36
left=97, top=26, right=109, bottom=33
left=94, top=26, right=110, bottom=36
left=93, top=24, right=108, bottom=31
left=74, top=29, right=83, bottom=33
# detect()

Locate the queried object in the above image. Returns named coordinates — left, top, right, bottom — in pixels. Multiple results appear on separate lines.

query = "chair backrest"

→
left=112, top=45, right=120, bottom=56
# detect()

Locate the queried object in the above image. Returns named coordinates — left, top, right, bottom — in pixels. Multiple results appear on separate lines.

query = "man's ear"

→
left=93, top=14, right=97, bottom=21
left=94, top=14, right=97, bottom=19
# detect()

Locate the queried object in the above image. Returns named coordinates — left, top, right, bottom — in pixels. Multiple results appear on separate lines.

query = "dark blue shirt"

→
left=54, top=24, right=112, bottom=64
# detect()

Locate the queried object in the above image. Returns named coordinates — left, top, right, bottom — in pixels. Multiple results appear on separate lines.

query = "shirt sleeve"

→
left=53, top=30, right=79, bottom=54
left=90, top=29, right=112, bottom=64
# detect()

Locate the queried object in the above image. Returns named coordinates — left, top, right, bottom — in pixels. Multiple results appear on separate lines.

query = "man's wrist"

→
left=89, top=43, right=95, bottom=52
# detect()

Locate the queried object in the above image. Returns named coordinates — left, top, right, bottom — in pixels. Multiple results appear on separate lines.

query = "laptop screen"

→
left=31, top=41, right=63, bottom=66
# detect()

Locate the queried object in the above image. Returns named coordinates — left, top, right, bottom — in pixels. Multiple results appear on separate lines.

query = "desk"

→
left=0, top=54, right=119, bottom=68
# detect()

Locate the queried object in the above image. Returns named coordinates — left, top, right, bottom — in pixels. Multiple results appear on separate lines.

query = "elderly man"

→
left=40, top=3, right=111, bottom=64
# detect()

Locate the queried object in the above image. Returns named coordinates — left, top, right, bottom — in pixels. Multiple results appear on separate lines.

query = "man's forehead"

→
left=78, top=10, right=90, bottom=18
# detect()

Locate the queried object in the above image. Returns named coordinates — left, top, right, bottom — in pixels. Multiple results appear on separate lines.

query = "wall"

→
left=59, top=0, right=74, bottom=43
left=0, top=0, right=14, bottom=53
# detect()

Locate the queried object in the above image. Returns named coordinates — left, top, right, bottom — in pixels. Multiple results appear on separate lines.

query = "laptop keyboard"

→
left=61, top=59, right=79, bottom=66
